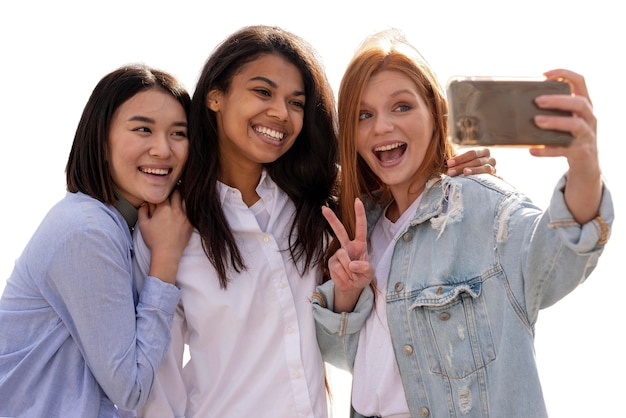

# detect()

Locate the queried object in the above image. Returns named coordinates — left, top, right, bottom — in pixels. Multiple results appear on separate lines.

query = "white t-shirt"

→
left=134, top=171, right=327, bottom=418
left=352, top=196, right=422, bottom=418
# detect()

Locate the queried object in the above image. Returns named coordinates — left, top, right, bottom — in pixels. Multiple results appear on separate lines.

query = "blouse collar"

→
left=113, top=191, right=138, bottom=232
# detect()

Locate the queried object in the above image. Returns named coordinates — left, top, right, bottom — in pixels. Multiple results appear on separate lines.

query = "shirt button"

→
left=402, top=345, right=413, bottom=355
left=287, top=327, right=294, bottom=334
left=419, top=407, right=430, bottom=416
left=402, top=232, right=413, bottom=242
left=394, top=282, right=404, bottom=292
left=439, top=312, right=451, bottom=321
left=263, top=236, right=270, bottom=243
left=278, top=282, right=286, bottom=289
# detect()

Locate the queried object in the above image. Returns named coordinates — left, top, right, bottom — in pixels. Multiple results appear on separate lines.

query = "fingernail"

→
left=535, top=115, right=548, bottom=126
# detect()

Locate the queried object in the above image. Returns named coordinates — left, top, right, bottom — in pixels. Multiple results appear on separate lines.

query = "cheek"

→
left=106, top=144, right=122, bottom=176
left=355, top=133, right=369, bottom=159
left=177, top=141, right=190, bottom=163
left=293, top=112, right=305, bottom=136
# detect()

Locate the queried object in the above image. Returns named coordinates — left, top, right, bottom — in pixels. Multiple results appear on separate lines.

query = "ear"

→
left=207, top=90, right=221, bottom=112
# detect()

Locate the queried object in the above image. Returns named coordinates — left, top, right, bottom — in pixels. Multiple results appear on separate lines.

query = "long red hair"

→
left=324, top=29, right=455, bottom=279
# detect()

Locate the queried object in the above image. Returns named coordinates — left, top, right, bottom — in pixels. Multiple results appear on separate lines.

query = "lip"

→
left=138, top=166, right=173, bottom=176
left=253, top=124, right=288, bottom=146
left=372, top=141, right=407, bottom=167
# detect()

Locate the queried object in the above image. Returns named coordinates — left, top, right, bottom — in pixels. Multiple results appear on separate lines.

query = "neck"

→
left=219, top=165, right=263, bottom=208
left=387, top=182, right=425, bottom=222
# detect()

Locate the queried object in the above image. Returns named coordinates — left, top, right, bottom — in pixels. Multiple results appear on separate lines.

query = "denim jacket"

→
left=312, top=173, right=613, bottom=418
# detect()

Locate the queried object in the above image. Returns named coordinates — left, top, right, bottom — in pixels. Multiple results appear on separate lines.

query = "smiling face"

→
left=357, top=69, right=434, bottom=199
left=108, top=88, right=189, bottom=207
left=208, top=53, right=305, bottom=182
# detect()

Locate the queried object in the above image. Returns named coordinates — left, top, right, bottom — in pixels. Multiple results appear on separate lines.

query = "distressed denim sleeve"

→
left=524, top=175, right=614, bottom=320
left=312, top=280, right=373, bottom=371
left=548, top=175, right=614, bottom=252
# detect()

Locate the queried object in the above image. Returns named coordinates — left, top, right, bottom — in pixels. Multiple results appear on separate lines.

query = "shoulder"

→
left=421, top=174, right=535, bottom=219
left=440, top=174, right=526, bottom=199
left=45, top=192, right=127, bottom=240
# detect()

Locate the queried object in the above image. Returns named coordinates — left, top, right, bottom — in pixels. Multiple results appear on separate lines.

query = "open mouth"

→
left=374, top=142, right=407, bottom=163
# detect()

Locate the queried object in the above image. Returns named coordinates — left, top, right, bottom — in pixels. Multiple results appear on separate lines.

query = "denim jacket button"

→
left=439, top=312, right=451, bottom=321
left=419, top=407, right=430, bottom=416
left=402, top=232, right=413, bottom=242
left=402, top=345, right=413, bottom=355
left=394, top=282, right=404, bottom=292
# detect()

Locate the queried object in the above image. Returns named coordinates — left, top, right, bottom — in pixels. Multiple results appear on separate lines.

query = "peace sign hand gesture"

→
left=321, top=198, right=374, bottom=313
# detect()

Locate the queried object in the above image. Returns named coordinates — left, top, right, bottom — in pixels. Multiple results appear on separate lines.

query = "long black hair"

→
left=181, top=25, right=339, bottom=288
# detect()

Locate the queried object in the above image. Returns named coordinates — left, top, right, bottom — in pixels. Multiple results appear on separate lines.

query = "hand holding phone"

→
left=446, top=77, right=573, bottom=147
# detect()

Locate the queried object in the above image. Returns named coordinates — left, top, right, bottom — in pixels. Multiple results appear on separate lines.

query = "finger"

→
left=528, top=146, right=569, bottom=158
left=169, top=190, right=188, bottom=216
left=448, top=148, right=480, bottom=167
left=322, top=206, right=351, bottom=247
left=353, top=198, right=367, bottom=246
left=328, top=256, right=353, bottom=286
left=348, top=260, right=373, bottom=275
left=334, top=248, right=355, bottom=274
left=544, top=69, right=591, bottom=102
left=534, top=111, right=594, bottom=139
left=138, top=203, right=149, bottom=223
left=463, top=162, right=495, bottom=176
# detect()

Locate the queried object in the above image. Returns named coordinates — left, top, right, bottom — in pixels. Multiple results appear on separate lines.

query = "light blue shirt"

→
left=0, top=192, right=181, bottom=418
left=313, top=173, right=614, bottom=418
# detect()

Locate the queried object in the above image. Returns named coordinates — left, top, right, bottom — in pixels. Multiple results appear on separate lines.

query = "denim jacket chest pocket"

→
left=397, top=277, right=497, bottom=380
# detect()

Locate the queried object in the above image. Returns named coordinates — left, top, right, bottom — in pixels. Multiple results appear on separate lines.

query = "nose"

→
left=373, top=113, right=394, bottom=135
left=267, top=98, right=289, bottom=121
left=149, top=133, right=172, bottom=158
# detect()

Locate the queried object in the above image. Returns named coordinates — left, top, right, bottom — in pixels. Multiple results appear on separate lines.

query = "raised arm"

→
left=530, top=69, right=602, bottom=224
left=138, top=189, right=193, bottom=283
left=321, top=198, right=373, bottom=312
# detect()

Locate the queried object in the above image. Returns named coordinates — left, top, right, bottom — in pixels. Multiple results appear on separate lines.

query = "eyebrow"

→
left=389, top=89, right=415, bottom=98
left=128, top=115, right=188, bottom=127
left=250, top=76, right=306, bottom=97
left=360, top=89, right=417, bottom=107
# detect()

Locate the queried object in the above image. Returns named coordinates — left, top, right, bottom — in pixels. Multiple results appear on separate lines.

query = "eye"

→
left=134, top=126, right=152, bottom=133
left=254, top=88, right=271, bottom=97
left=359, top=111, right=372, bottom=121
left=290, top=99, right=305, bottom=109
left=395, top=104, right=411, bottom=112
left=172, top=129, right=188, bottom=138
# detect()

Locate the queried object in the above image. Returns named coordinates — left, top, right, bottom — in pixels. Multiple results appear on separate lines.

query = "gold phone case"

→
left=446, top=77, right=573, bottom=147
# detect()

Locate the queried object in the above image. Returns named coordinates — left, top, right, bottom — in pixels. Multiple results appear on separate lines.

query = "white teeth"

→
left=374, top=142, right=403, bottom=152
left=255, top=126, right=284, bottom=140
left=141, top=168, right=169, bottom=175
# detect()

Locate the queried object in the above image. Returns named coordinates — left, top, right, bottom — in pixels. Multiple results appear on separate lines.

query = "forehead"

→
left=366, top=70, right=416, bottom=91
left=115, top=89, right=184, bottom=118
left=236, top=54, right=304, bottom=88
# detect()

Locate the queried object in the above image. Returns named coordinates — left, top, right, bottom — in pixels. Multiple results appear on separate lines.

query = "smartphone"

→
left=446, top=77, right=573, bottom=147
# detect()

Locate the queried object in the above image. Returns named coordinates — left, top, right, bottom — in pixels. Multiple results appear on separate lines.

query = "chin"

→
left=143, top=193, right=169, bottom=205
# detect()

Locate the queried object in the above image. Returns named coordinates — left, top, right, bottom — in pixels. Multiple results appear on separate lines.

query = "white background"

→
left=0, top=1, right=623, bottom=417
